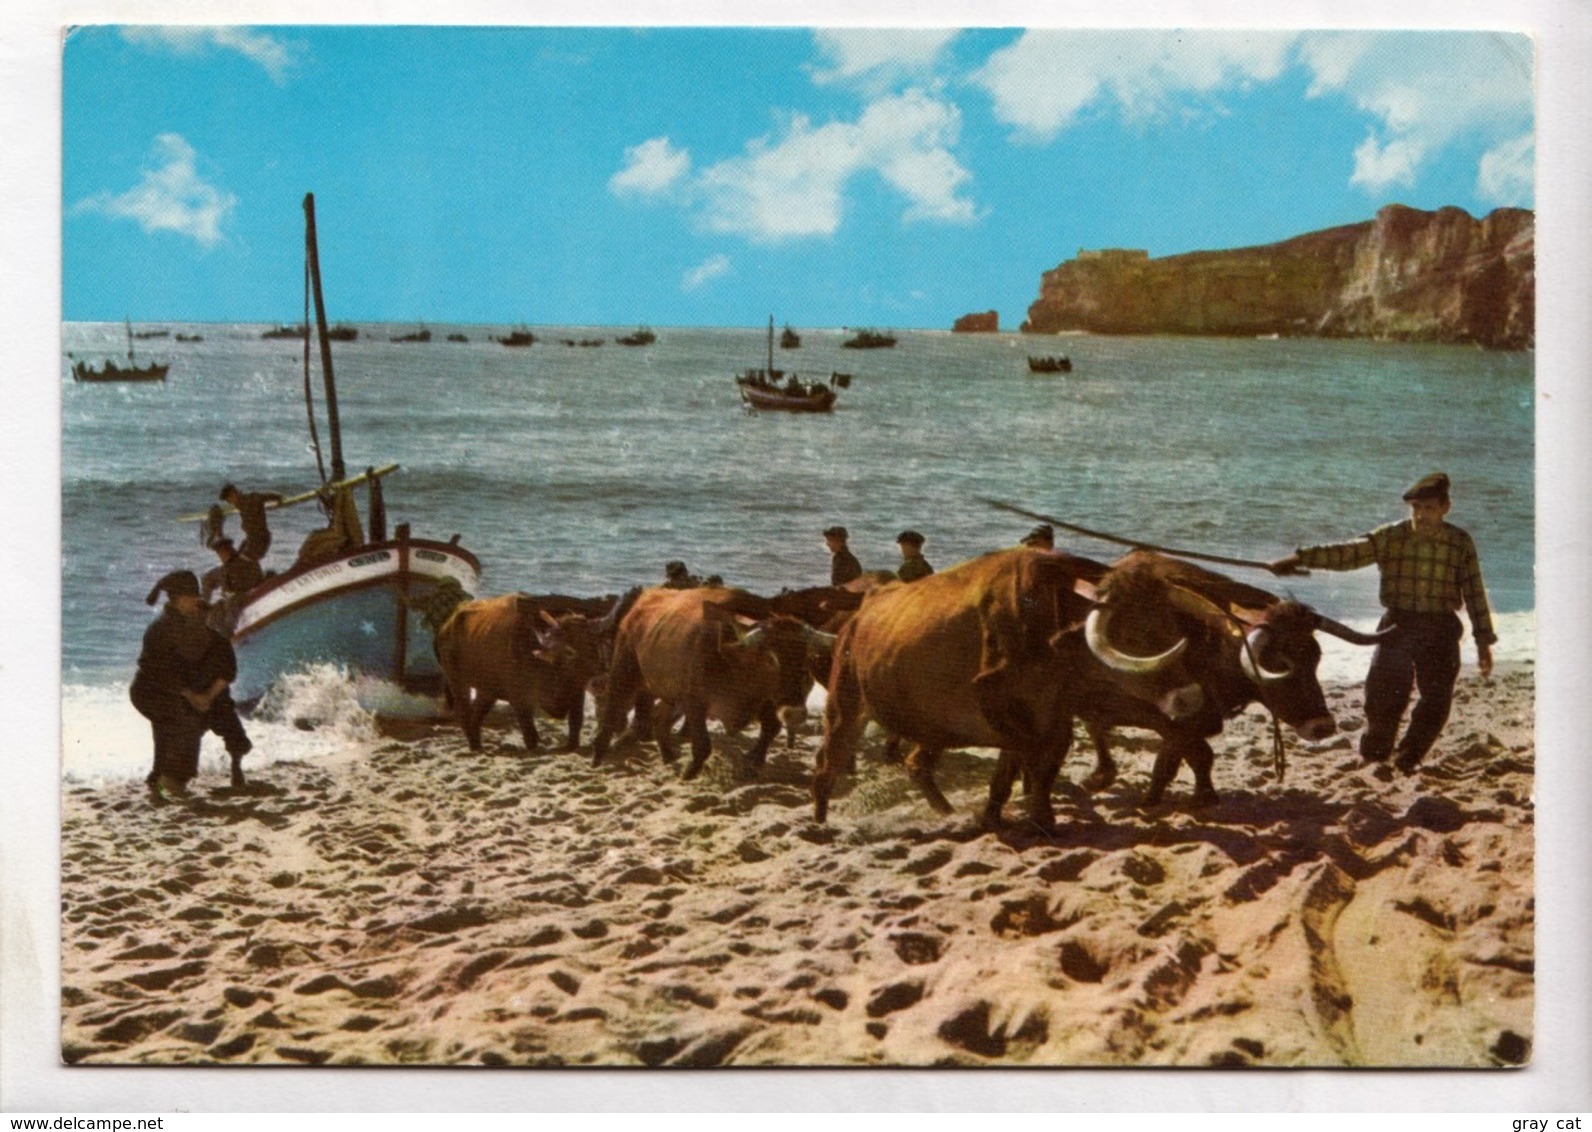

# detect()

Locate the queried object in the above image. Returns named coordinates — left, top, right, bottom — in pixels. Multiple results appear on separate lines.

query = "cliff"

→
left=1021, top=205, right=1534, bottom=350
left=953, top=310, right=999, bottom=333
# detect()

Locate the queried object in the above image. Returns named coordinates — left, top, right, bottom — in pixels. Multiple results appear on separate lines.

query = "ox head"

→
left=1079, top=555, right=1211, bottom=721
left=1231, top=601, right=1390, bottom=741
left=721, top=613, right=837, bottom=730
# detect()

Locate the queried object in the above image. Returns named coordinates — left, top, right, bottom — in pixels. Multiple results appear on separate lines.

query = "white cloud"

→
left=609, top=136, right=691, bottom=197
left=1477, top=133, right=1535, bottom=205
left=682, top=254, right=732, bottom=290
left=73, top=134, right=236, bottom=248
left=971, top=29, right=1297, bottom=138
left=120, top=27, right=297, bottom=83
left=694, top=90, right=975, bottom=242
left=1299, top=31, right=1534, bottom=195
left=808, top=29, right=959, bottom=90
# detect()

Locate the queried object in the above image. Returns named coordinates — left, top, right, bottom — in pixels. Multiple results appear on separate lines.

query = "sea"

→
left=60, top=322, right=1536, bottom=785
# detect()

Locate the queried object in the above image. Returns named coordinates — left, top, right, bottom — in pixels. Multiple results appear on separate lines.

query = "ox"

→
left=435, top=594, right=604, bottom=753
left=591, top=586, right=835, bottom=779
left=1068, top=551, right=1388, bottom=806
left=812, top=547, right=1214, bottom=829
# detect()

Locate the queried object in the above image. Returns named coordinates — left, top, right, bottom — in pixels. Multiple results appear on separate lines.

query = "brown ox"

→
left=591, top=586, right=834, bottom=779
left=435, top=594, right=604, bottom=753
left=813, top=547, right=1211, bottom=828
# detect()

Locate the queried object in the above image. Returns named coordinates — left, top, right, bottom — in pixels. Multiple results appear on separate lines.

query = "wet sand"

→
left=60, top=664, right=1534, bottom=1067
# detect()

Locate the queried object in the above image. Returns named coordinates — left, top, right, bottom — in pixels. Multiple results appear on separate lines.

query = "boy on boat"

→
left=1269, top=472, right=1496, bottom=775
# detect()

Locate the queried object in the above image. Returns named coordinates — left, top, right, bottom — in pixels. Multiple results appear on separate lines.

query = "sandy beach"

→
left=60, top=663, right=1534, bottom=1068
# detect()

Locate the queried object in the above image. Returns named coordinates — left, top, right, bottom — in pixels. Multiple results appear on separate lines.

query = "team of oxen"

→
left=432, top=546, right=1386, bottom=830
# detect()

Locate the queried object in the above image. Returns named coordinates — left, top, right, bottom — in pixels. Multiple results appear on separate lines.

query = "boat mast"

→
left=125, top=316, right=136, bottom=367
left=303, top=193, right=346, bottom=483
left=767, top=314, right=774, bottom=375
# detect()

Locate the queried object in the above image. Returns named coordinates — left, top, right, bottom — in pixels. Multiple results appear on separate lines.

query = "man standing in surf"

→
left=1270, top=472, right=1496, bottom=775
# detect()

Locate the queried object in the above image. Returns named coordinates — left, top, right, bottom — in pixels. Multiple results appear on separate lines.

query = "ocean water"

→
left=61, top=322, right=1535, bottom=781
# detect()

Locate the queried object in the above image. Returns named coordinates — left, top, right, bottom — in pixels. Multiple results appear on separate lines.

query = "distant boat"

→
left=262, top=324, right=308, bottom=340
left=495, top=328, right=537, bottom=346
left=175, top=333, right=204, bottom=343
left=736, top=317, right=839, bottom=413
left=842, top=328, right=896, bottom=349
left=71, top=318, right=169, bottom=383
left=447, top=333, right=469, bottom=342
left=1026, top=355, right=1073, bottom=373
left=390, top=327, right=431, bottom=343
left=327, top=323, right=359, bottom=341
left=133, top=328, right=169, bottom=339
left=616, top=327, right=656, bottom=346
left=780, top=325, right=802, bottom=349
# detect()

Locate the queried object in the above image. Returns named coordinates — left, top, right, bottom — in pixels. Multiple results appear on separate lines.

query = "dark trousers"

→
left=240, top=530, right=271, bottom=562
left=1360, top=611, right=1463, bottom=765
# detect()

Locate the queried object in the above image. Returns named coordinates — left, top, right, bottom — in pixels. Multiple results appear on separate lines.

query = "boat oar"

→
left=979, top=498, right=1306, bottom=575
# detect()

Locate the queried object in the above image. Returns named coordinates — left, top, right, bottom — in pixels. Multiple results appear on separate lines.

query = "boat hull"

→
left=739, top=384, right=836, bottom=412
left=73, top=363, right=168, bottom=383
left=231, top=536, right=481, bottom=714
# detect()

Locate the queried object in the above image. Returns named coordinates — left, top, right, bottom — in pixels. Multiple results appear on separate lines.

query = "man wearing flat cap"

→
left=823, top=525, right=862, bottom=586
left=663, top=560, right=702, bottom=589
left=1269, top=472, right=1495, bottom=775
left=130, top=570, right=251, bottom=802
left=895, top=530, right=934, bottom=583
left=1021, top=524, right=1055, bottom=550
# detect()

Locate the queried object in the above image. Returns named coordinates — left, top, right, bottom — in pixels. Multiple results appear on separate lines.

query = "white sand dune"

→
left=60, top=664, right=1533, bottom=1068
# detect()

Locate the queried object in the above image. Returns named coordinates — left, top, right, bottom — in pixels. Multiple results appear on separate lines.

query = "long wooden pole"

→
left=303, top=193, right=345, bottom=483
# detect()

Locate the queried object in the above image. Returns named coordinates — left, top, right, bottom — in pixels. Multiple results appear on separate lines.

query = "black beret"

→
left=896, top=530, right=925, bottom=546
left=1402, top=472, right=1451, bottom=502
left=1022, top=524, right=1054, bottom=545
left=665, top=560, right=689, bottom=577
left=823, top=526, right=848, bottom=539
left=218, top=483, right=237, bottom=500
left=146, top=570, right=201, bottom=605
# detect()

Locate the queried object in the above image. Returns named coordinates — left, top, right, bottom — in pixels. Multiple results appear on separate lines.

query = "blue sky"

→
left=62, top=26, right=1534, bottom=329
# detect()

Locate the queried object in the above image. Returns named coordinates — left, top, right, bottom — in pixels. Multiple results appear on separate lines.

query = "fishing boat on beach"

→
left=736, top=317, right=840, bottom=413
left=193, top=194, right=481, bottom=713
left=71, top=318, right=169, bottom=383
left=1026, top=354, right=1073, bottom=373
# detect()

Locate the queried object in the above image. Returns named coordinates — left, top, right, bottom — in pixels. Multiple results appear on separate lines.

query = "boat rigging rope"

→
left=979, top=498, right=1307, bottom=575
left=301, top=252, right=327, bottom=486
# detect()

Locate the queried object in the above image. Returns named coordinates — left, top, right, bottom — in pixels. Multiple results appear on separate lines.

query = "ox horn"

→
left=802, top=625, right=838, bottom=650
left=1084, top=607, right=1188, bottom=673
left=735, top=623, right=768, bottom=650
left=1313, top=613, right=1395, bottom=647
left=1240, top=626, right=1294, bottom=685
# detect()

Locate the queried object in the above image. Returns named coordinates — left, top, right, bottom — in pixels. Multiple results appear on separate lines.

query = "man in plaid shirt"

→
left=1269, top=472, right=1495, bottom=774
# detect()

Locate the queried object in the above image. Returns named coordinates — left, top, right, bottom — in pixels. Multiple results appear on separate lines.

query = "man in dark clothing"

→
left=130, top=571, right=251, bottom=802
left=1270, top=472, right=1496, bottom=774
left=895, top=530, right=934, bottom=582
left=201, top=537, right=264, bottom=638
left=662, top=560, right=702, bottom=589
left=220, top=483, right=284, bottom=563
left=1021, top=524, right=1055, bottom=550
left=823, top=525, right=863, bottom=586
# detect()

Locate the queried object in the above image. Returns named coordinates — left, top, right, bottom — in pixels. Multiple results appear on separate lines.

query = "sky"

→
left=62, top=26, right=1535, bottom=329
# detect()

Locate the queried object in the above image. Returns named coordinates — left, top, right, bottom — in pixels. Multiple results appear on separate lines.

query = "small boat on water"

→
left=1026, top=355, right=1073, bottom=373
left=327, top=323, right=359, bottom=341
left=262, top=324, right=308, bottom=340
left=204, top=194, right=482, bottom=714
left=780, top=325, right=802, bottom=349
left=175, top=333, right=204, bottom=343
left=842, top=328, right=896, bottom=349
left=71, top=318, right=169, bottom=383
left=390, top=327, right=431, bottom=343
left=133, top=329, right=170, bottom=339
left=495, top=328, right=537, bottom=346
left=736, top=317, right=840, bottom=413
left=447, top=333, right=469, bottom=343
left=617, top=327, right=656, bottom=346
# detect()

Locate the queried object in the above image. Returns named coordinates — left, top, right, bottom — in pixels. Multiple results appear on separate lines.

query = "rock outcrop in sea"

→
left=953, top=310, right=999, bottom=333
left=1021, top=205, right=1534, bottom=350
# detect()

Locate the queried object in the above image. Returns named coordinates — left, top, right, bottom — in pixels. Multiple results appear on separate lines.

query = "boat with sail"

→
left=194, top=194, right=482, bottom=713
left=71, top=318, right=170, bottom=383
left=736, top=317, right=839, bottom=413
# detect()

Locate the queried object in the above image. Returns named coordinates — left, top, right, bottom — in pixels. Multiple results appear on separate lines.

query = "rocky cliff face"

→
left=1022, top=205, right=1533, bottom=350
left=953, top=310, right=999, bottom=333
